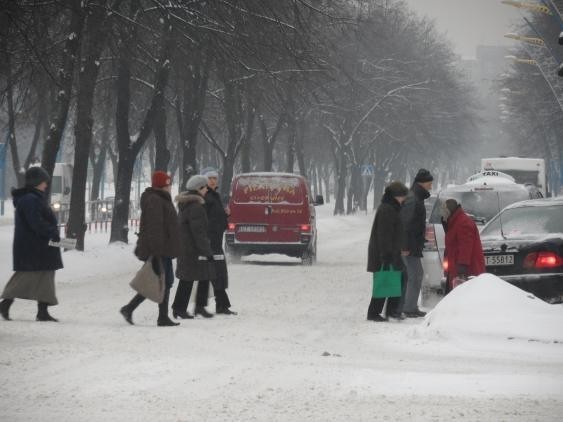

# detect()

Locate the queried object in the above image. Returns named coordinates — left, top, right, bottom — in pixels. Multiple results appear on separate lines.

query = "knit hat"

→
left=385, top=181, right=409, bottom=198
left=25, top=166, right=50, bottom=188
left=185, top=175, right=209, bottom=191
left=203, top=168, right=219, bottom=179
left=151, top=171, right=171, bottom=188
left=414, top=168, right=433, bottom=183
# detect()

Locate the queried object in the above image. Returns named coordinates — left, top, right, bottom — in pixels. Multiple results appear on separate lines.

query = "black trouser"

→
left=172, top=280, right=209, bottom=311
left=367, top=296, right=401, bottom=318
left=124, top=287, right=172, bottom=320
left=214, top=288, right=231, bottom=310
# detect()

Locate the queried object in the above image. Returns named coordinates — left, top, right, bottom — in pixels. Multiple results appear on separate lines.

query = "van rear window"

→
left=233, top=176, right=303, bottom=204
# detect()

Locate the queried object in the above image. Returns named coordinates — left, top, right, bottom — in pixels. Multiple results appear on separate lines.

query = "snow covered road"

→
left=1, top=206, right=562, bottom=421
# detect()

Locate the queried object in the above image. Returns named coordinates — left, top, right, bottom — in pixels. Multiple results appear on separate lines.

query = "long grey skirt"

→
left=1, top=271, right=58, bottom=305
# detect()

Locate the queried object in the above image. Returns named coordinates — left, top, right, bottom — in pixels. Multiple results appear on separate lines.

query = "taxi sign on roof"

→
left=466, top=170, right=515, bottom=183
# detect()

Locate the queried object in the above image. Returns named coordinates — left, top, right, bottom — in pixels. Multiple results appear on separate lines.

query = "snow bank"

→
left=418, top=273, right=563, bottom=344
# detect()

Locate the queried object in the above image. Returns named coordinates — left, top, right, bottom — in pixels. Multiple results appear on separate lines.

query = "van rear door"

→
left=266, top=176, right=305, bottom=243
left=231, top=176, right=270, bottom=243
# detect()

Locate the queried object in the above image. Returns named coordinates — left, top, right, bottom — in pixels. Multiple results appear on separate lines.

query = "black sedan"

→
left=479, top=197, right=563, bottom=303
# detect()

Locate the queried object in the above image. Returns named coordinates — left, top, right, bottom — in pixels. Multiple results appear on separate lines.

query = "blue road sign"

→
left=361, top=164, right=375, bottom=176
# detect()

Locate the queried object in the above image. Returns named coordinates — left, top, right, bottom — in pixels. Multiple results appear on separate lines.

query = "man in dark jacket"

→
left=1, top=167, right=62, bottom=322
left=120, top=171, right=182, bottom=327
left=367, top=181, right=409, bottom=321
left=203, top=170, right=237, bottom=315
left=400, top=168, right=433, bottom=318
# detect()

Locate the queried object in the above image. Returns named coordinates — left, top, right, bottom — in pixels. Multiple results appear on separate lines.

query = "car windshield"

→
left=480, top=205, right=563, bottom=239
left=429, top=189, right=530, bottom=225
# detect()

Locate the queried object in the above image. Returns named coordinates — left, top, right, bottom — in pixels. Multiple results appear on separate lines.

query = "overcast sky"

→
left=404, top=0, right=521, bottom=59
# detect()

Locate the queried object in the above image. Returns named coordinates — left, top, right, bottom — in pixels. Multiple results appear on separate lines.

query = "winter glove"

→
left=457, top=264, right=468, bottom=279
left=51, top=232, right=61, bottom=243
left=207, top=255, right=215, bottom=261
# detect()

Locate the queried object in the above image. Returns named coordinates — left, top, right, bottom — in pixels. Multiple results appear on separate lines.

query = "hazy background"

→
left=405, top=0, right=521, bottom=59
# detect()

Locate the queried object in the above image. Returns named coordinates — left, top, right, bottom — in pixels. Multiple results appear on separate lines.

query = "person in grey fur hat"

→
left=172, top=175, right=216, bottom=319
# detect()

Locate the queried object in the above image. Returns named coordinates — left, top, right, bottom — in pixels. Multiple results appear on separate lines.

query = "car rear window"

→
left=429, top=189, right=530, bottom=224
left=480, top=205, right=563, bottom=239
left=233, top=176, right=303, bottom=204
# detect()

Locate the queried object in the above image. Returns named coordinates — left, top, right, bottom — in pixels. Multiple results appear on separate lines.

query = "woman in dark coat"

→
left=0, top=167, right=63, bottom=322
left=203, top=170, right=236, bottom=315
left=366, top=181, right=409, bottom=322
left=120, top=171, right=181, bottom=327
left=172, top=175, right=215, bottom=319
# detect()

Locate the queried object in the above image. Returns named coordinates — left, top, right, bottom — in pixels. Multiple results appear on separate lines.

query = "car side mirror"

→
left=314, top=195, right=324, bottom=206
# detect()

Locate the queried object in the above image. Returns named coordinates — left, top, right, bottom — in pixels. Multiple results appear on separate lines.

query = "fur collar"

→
left=175, top=191, right=205, bottom=205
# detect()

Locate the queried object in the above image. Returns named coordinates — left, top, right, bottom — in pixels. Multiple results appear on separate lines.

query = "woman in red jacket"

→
left=442, top=199, right=486, bottom=292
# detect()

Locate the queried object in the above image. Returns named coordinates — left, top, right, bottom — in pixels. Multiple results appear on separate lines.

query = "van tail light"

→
left=442, top=258, right=449, bottom=273
left=300, top=224, right=311, bottom=232
left=424, top=224, right=437, bottom=251
left=227, top=223, right=236, bottom=232
left=523, top=252, right=563, bottom=269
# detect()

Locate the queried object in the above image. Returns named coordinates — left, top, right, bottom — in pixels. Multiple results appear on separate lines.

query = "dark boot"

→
left=195, top=306, right=213, bottom=318
left=366, top=297, right=385, bottom=321
left=120, top=294, right=145, bottom=325
left=36, top=302, right=58, bottom=322
left=216, top=308, right=238, bottom=315
left=0, top=299, right=14, bottom=321
left=158, top=288, right=179, bottom=327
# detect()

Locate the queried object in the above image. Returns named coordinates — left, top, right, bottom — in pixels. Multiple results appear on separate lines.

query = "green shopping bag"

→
left=372, top=265, right=402, bottom=298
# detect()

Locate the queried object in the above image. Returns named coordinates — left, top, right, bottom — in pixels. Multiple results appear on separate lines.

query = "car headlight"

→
left=52, top=202, right=61, bottom=210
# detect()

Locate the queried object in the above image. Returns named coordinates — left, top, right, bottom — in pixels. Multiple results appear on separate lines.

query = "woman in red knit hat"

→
left=120, top=171, right=182, bottom=326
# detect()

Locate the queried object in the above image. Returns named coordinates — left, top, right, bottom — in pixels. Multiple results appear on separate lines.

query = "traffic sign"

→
left=361, top=164, right=375, bottom=176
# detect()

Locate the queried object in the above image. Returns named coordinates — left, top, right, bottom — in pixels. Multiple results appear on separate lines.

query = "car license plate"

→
left=486, top=254, right=514, bottom=266
left=238, top=225, right=266, bottom=233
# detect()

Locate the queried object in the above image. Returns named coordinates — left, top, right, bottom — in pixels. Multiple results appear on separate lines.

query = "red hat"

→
left=152, top=171, right=171, bottom=188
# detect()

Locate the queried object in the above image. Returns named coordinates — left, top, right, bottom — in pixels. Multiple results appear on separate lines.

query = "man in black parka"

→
left=203, top=170, right=236, bottom=315
left=400, top=168, right=433, bottom=318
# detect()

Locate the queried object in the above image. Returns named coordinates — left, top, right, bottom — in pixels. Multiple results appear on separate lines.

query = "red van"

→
left=225, top=172, right=323, bottom=265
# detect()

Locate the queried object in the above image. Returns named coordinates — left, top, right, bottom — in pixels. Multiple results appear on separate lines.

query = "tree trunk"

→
left=4, top=43, right=24, bottom=187
left=153, top=106, right=170, bottom=171
left=67, top=0, right=108, bottom=251
left=177, top=49, right=210, bottom=190
left=90, top=144, right=106, bottom=201
left=41, top=0, right=84, bottom=186
left=110, top=8, right=174, bottom=243
left=295, top=119, right=306, bottom=177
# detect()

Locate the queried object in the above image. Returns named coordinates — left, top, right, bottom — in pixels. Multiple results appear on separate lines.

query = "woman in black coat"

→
left=0, top=167, right=63, bottom=322
left=366, top=181, right=409, bottom=322
left=172, top=175, right=215, bottom=319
